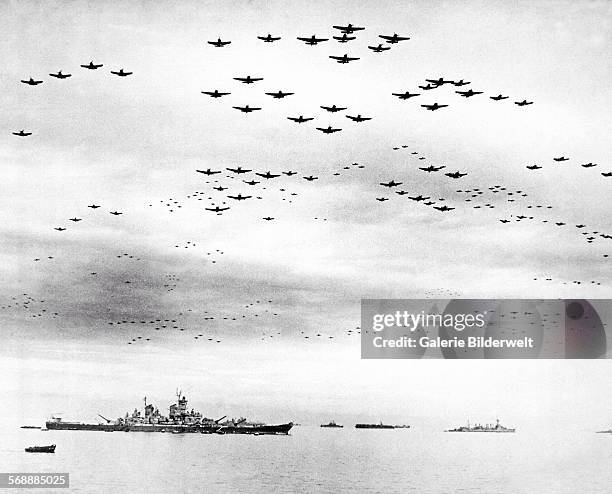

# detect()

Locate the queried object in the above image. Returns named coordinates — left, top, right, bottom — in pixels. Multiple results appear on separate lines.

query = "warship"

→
left=446, top=419, right=515, bottom=433
left=45, top=390, right=293, bottom=435
left=355, top=421, right=397, bottom=429
left=320, top=421, right=343, bottom=428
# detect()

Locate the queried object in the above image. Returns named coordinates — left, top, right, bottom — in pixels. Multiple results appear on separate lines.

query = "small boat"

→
left=25, top=444, right=56, bottom=453
left=20, top=425, right=42, bottom=429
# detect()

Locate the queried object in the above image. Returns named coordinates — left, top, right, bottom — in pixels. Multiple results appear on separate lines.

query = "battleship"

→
left=355, top=422, right=401, bottom=429
left=446, top=419, right=515, bottom=433
left=320, top=421, right=343, bottom=428
left=45, top=390, right=293, bottom=435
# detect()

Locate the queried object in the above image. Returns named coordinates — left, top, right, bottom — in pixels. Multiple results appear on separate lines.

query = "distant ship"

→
left=446, top=419, right=515, bottom=433
left=596, top=429, right=612, bottom=433
left=45, top=390, right=293, bottom=435
left=320, top=421, right=343, bottom=428
left=355, top=421, right=397, bottom=429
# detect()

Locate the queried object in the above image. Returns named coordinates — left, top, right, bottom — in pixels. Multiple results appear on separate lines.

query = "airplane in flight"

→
left=201, top=90, right=230, bottom=98
left=21, top=77, right=43, bottom=86
left=526, top=165, right=542, bottom=170
left=515, top=100, right=533, bottom=106
left=208, top=38, right=231, bottom=47
left=257, top=34, right=281, bottom=42
left=233, top=75, right=264, bottom=84
left=54, top=227, right=66, bottom=231
left=316, top=126, right=342, bottom=133
left=333, top=24, right=365, bottom=34
left=110, top=69, right=132, bottom=77
left=227, top=166, right=252, bottom=174
left=333, top=33, right=356, bottom=42
left=380, top=180, right=402, bottom=188
left=418, top=84, right=437, bottom=90
left=396, top=190, right=410, bottom=196
left=265, top=90, right=294, bottom=99
left=243, top=180, right=260, bottom=185
left=69, top=217, right=82, bottom=222
left=602, top=172, right=612, bottom=177
left=376, top=197, right=389, bottom=202
left=490, top=94, right=509, bottom=101
left=283, top=171, right=298, bottom=176
left=320, top=104, right=347, bottom=112
left=346, top=114, right=371, bottom=122
left=233, top=105, right=262, bottom=113
left=408, top=195, right=430, bottom=202
left=445, top=171, right=467, bottom=178
left=109, top=211, right=123, bottom=215
left=419, top=165, right=446, bottom=172
left=426, top=78, right=453, bottom=86
left=452, top=79, right=470, bottom=86
left=303, top=175, right=319, bottom=181
left=206, top=205, right=230, bottom=212
left=227, top=193, right=252, bottom=201
left=196, top=168, right=222, bottom=175
left=434, top=205, right=455, bottom=212
left=553, top=157, right=569, bottom=162
left=87, top=204, right=101, bottom=209
left=499, top=219, right=511, bottom=224
left=456, top=89, right=483, bottom=97
left=49, top=70, right=71, bottom=79
left=256, top=171, right=281, bottom=179
left=213, top=186, right=228, bottom=191
left=262, top=217, right=275, bottom=221
left=287, top=115, right=314, bottom=123
left=421, top=103, right=448, bottom=111
left=581, top=162, right=597, bottom=168
left=12, top=130, right=32, bottom=137
left=392, top=91, right=420, bottom=99
left=297, top=35, right=329, bottom=45
left=329, top=54, right=360, bottom=64
left=378, top=33, right=410, bottom=43
left=368, top=44, right=391, bottom=52
left=81, top=61, right=103, bottom=69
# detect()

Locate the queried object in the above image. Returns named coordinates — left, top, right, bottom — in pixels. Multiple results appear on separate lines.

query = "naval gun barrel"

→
left=214, top=415, right=227, bottom=424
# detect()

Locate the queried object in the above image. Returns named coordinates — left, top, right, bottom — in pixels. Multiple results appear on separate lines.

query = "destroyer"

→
left=46, top=390, right=293, bottom=435
left=446, top=419, right=515, bottom=433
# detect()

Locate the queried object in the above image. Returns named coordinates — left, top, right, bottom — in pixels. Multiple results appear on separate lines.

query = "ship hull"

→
left=355, top=424, right=395, bottom=429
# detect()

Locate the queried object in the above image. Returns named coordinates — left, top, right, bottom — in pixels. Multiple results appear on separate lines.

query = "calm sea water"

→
left=2, top=426, right=611, bottom=493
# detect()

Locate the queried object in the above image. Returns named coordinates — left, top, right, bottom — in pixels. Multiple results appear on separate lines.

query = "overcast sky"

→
left=1, top=0, right=612, bottom=426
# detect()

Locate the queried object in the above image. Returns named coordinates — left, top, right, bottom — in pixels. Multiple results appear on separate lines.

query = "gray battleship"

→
left=446, top=419, right=515, bottom=433
left=320, top=421, right=343, bottom=428
left=45, top=390, right=293, bottom=435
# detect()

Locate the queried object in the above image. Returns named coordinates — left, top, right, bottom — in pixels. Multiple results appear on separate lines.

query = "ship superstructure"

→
left=446, top=418, right=515, bottom=433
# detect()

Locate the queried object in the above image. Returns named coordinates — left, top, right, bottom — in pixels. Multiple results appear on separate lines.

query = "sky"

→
left=1, top=0, right=612, bottom=427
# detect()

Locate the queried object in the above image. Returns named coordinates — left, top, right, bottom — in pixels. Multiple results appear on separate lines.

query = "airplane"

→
left=333, top=33, right=356, bottom=43
left=283, top=171, right=298, bottom=176
left=265, top=90, right=294, bottom=99
left=81, top=61, right=103, bottom=69
left=233, top=75, right=263, bottom=84
left=316, top=126, right=342, bottom=134
left=346, top=114, right=371, bottom=122
left=332, top=24, right=365, bottom=34
left=12, top=130, right=31, bottom=137
left=392, top=91, right=420, bottom=100
left=452, top=79, right=470, bottom=86
left=54, top=227, right=66, bottom=231
left=418, top=84, right=436, bottom=90
left=581, top=162, right=597, bottom=167
left=262, top=217, right=275, bottom=221
left=421, top=103, right=448, bottom=111
left=110, top=69, right=132, bottom=76
left=490, top=94, right=509, bottom=101
left=213, top=186, right=228, bottom=191
left=196, top=168, right=222, bottom=175
left=227, top=193, right=252, bottom=200
left=233, top=105, right=262, bottom=113
left=303, top=175, right=318, bottom=181
left=602, top=172, right=612, bottom=177
left=69, top=218, right=82, bottom=222
left=526, top=165, right=542, bottom=170
left=329, top=54, right=360, bottom=64
left=434, top=205, right=455, bottom=211
left=320, top=105, right=347, bottom=112
left=378, top=33, right=410, bottom=43
left=456, top=89, right=483, bottom=97
left=201, top=90, right=230, bottom=98
left=243, top=180, right=260, bottom=185
left=556, top=222, right=566, bottom=226
left=575, top=224, right=586, bottom=228
left=287, top=115, right=314, bottom=123
left=376, top=197, right=389, bottom=202
left=256, top=171, right=281, bottom=179
left=227, top=166, right=252, bottom=174
left=87, top=204, right=101, bottom=209
left=419, top=165, right=445, bottom=172
left=206, top=205, right=230, bottom=212
left=110, top=211, right=123, bottom=215
left=445, top=171, right=467, bottom=178
left=408, top=195, right=430, bottom=201
left=49, top=71, right=71, bottom=79
left=208, top=38, right=231, bottom=47
left=380, top=180, right=402, bottom=188
left=297, top=35, right=329, bottom=45
left=426, top=78, right=453, bottom=86
left=515, top=100, right=533, bottom=106
left=499, top=219, right=511, bottom=224
left=368, top=44, right=391, bottom=52
left=396, top=190, right=410, bottom=196
left=257, top=34, right=281, bottom=42
left=553, top=157, right=569, bottom=162
left=21, top=77, right=43, bottom=86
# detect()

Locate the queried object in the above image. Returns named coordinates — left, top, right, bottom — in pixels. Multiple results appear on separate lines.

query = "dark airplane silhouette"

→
left=110, top=211, right=123, bottom=215
left=233, top=76, right=263, bottom=84
left=526, top=165, right=542, bottom=170
left=227, top=193, right=252, bottom=200
left=196, top=168, right=222, bottom=175
left=380, top=180, right=402, bottom=188
left=368, top=44, right=391, bottom=52
left=265, top=91, right=294, bottom=99
left=333, top=24, right=365, bottom=34
left=262, top=217, right=275, bottom=221
left=81, top=61, right=103, bottom=69
left=426, top=78, right=453, bottom=86
left=297, top=35, right=329, bottom=45
left=233, top=105, right=262, bottom=113
left=445, top=171, right=467, bottom=178
left=602, top=172, right=612, bottom=177
left=227, top=166, right=252, bottom=174
left=208, top=38, right=231, bottom=47
left=287, top=115, right=314, bottom=123
left=87, top=204, right=101, bottom=209
left=12, top=130, right=31, bottom=137
left=490, top=94, right=509, bottom=101
left=256, top=171, right=281, bottom=179
left=257, top=34, right=281, bottom=42
left=396, top=190, right=409, bottom=196
left=418, top=84, right=436, bottom=90
left=21, top=77, right=43, bottom=86
left=346, top=114, right=371, bottom=122
left=243, top=180, right=260, bottom=185
left=515, top=100, right=533, bottom=106
left=434, top=205, right=455, bottom=211
left=49, top=71, right=71, bottom=79
left=420, top=165, right=445, bottom=172
left=392, top=91, right=420, bottom=99
left=421, top=103, right=448, bottom=111
left=202, top=90, right=230, bottom=98
left=452, top=79, right=470, bottom=86
left=69, top=218, right=82, bottom=222
left=333, top=33, right=356, bottom=42
left=213, top=186, right=228, bottom=191
left=500, top=219, right=510, bottom=223
left=379, top=33, right=410, bottom=43
left=316, top=126, right=342, bottom=133
left=581, top=162, right=597, bottom=168
left=54, top=227, right=66, bottom=231
left=320, top=105, right=347, bottom=112
left=111, top=69, right=132, bottom=77
left=206, top=205, right=230, bottom=212
left=376, top=197, right=389, bottom=202
left=303, top=176, right=318, bottom=181
left=408, top=195, right=430, bottom=201
left=329, top=54, right=360, bottom=64
left=283, top=171, right=298, bottom=176
left=553, top=157, right=569, bottom=162
left=456, top=89, right=483, bottom=97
